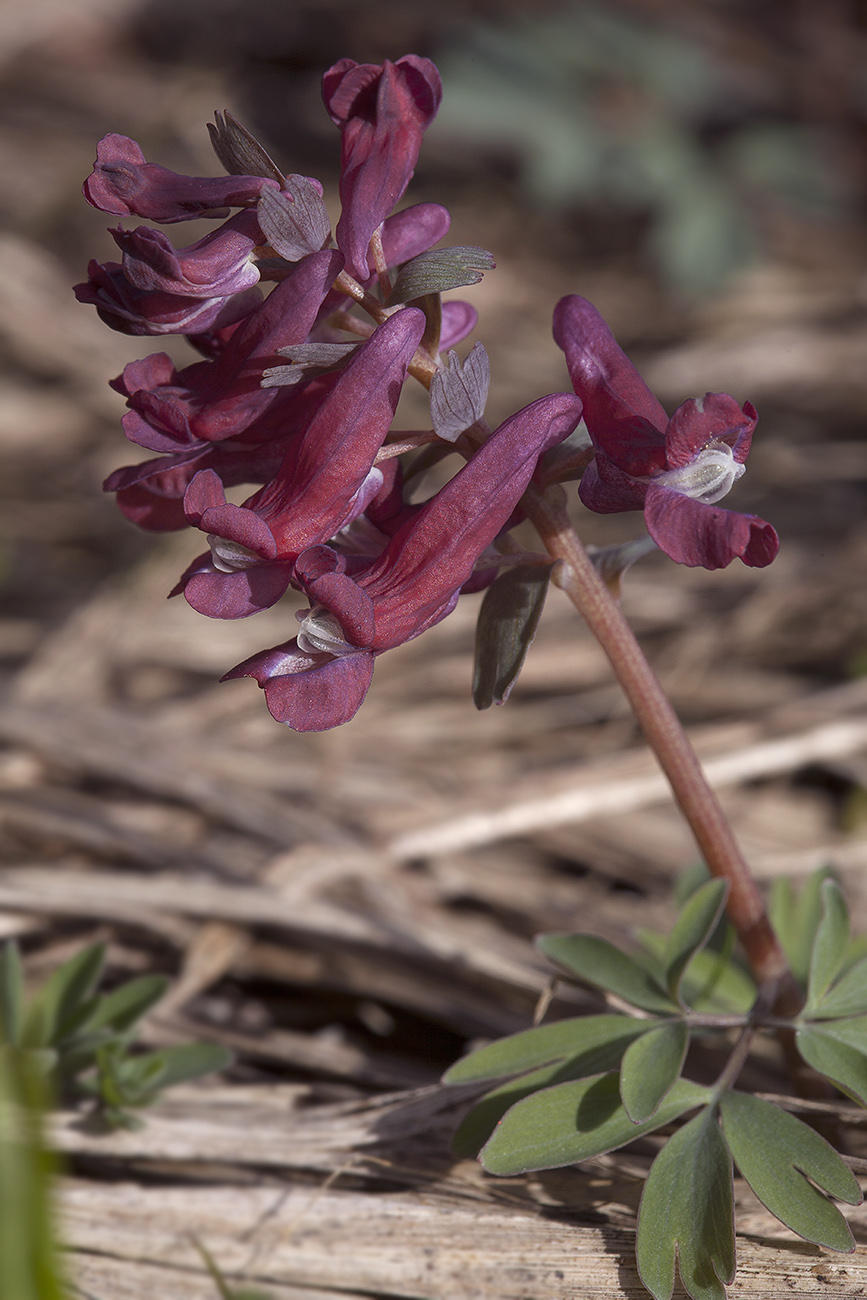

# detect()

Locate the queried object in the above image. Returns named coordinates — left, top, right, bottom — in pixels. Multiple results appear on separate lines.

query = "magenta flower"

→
left=224, top=391, right=583, bottom=730
left=322, top=56, right=442, bottom=280
left=84, top=134, right=274, bottom=222
left=109, top=209, right=263, bottom=298
left=174, top=308, right=426, bottom=619
left=113, top=249, right=343, bottom=452
left=553, top=296, right=779, bottom=570
left=74, top=259, right=263, bottom=337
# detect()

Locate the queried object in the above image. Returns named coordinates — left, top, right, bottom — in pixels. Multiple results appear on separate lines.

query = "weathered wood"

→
left=60, top=1175, right=867, bottom=1300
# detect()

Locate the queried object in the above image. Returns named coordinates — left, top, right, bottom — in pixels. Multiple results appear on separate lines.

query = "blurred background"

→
left=2, top=0, right=867, bottom=1224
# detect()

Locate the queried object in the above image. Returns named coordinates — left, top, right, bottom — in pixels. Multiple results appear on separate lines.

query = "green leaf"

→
left=664, top=879, right=728, bottom=1005
left=806, top=879, right=850, bottom=1010
left=638, top=930, right=755, bottom=1015
left=22, top=944, right=105, bottom=1050
left=719, top=1091, right=859, bottom=1251
left=768, top=867, right=835, bottom=986
left=636, top=1106, right=735, bottom=1300
left=387, top=247, right=496, bottom=304
left=444, top=1014, right=645, bottom=1084
left=537, top=933, right=678, bottom=1013
left=0, top=942, right=24, bottom=1047
left=808, top=955, right=867, bottom=1019
left=133, top=1042, right=233, bottom=1092
left=472, top=564, right=550, bottom=709
left=796, top=1024, right=867, bottom=1106
left=451, top=1021, right=651, bottom=1158
left=480, top=1072, right=710, bottom=1175
left=620, top=1020, right=689, bottom=1123
left=87, top=975, right=169, bottom=1036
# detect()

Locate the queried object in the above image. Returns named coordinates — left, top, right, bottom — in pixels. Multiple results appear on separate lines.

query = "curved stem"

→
left=523, top=482, right=801, bottom=1014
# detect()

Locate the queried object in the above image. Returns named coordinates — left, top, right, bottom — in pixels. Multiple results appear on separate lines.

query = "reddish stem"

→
left=524, top=482, right=801, bottom=1013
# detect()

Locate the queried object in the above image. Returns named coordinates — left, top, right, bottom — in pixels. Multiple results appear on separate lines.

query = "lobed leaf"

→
left=636, top=1106, right=735, bottom=1300
left=480, top=1071, right=710, bottom=1176
left=768, top=867, right=835, bottom=987
left=719, top=1091, right=859, bottom=1251
left=807, top=955, right=867, bottom=1019
left=451, top=1021, right=651, bottom=1158
left=638, top=930, right=755, bottom=1015
left=620, top=1020, right=689, bottom=1123
left=537, top=933, right=678, bottom=1013
left=472, top=564, right=551, bottom=709
left=444, top=1013, right=645, bottom=1084
left=664, top=879, right=728, bottom=1006
left=797, top=1021, right=867, bottom=1107
left=806, top=879, right=850, bottom=1010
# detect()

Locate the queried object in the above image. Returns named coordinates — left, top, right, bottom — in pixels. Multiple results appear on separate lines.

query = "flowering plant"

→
left=77, top=54, right=864, bottom=1300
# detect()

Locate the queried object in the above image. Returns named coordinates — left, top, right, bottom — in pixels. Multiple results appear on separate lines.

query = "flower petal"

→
left=645, top=483, right=779, bottom=570
left=224, top=638, right=374, bottom=730
left=664, top=394, right=757, bottom=469
left=553, top=295, right=668, bottom=475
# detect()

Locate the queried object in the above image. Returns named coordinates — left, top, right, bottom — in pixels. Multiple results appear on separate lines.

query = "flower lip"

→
left=647, top=441, right=746, bottom=506
left=295, top=605, right=356, bottom=656
left=207, top=534, right=262, bottom=573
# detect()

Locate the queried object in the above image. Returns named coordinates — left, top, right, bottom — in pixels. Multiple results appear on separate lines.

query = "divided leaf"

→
left=638, top=930, right=755, bottom=1015
left=620, top=1020, right=689, bottom=1123
left=472, top=564, right=550, bottom=709
left=664, top=879, right=729, bottom=1006
left=806, top=879, right=850, bottom=1010
left=444, top=1014, right=645, bottom=1084
left=806, top=954, right=867, bottom=1019
left=453, top=1040, right=647, bottom=1159
left=537, top=933, right=678, bottom=1013
left=636, top=1106, right=735, bottom=1300
left=768, top=867, right=835, bottom=986
left=719, top=1091, right=860, bottom=1251
left=796, top=1020, right=867, bottom=1107
left=480, top=1071, right=710, bottom=1175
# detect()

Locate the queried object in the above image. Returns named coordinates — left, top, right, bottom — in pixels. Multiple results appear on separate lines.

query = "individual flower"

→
left=109, top=209, right=263, bottom=297
left=174, top=307, right=427, bottom=618
left=113, top=249, right=343, bottom=451
left=73, top=260, right=262, bottom=337
left=553, top=295, right=778, bottom=570
left=84, top=133, right=275, bottom=222
left=322, top=56, right=442, bottom=280
left=225, top=391, right=583, bottom=730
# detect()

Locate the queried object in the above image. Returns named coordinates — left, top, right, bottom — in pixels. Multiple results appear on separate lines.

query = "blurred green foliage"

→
left=1, top=941, right=231, bottom=1129
left=432, top=3, right=845, bottom=297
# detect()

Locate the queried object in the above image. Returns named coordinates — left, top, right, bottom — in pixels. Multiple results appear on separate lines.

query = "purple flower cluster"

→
left=79, top=55, right=777, bottom=731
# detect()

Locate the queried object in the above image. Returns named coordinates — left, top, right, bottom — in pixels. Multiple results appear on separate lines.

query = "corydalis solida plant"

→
left=76, top=55, right=777, bottom=734
left=74, top=55, right=861, bottom=1300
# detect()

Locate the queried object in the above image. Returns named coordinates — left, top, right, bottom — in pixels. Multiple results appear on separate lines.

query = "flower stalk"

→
left=524, top=480, right=800, bottom=1012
